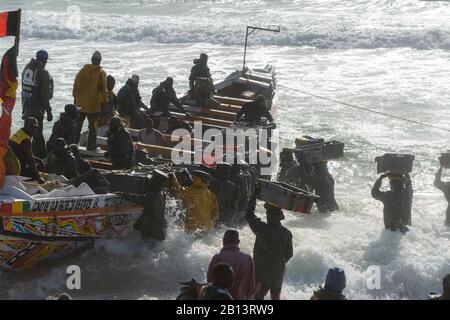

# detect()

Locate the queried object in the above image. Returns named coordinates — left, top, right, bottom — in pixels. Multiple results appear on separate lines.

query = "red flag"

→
left=0, top=11, right=20, bottom=38
left=0, top=46, right=18, bottom=98
left=0, top=46, right=18, bottom=187
left=0, top=46, right=18, bottom=147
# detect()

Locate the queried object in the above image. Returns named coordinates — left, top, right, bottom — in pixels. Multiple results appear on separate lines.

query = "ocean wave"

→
left=18, top=10, right=450, bottom=50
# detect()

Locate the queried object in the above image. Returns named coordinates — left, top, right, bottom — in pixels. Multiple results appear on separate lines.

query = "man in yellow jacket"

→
left=170, top=170, right=219, bottom=235
left=73, top=51, right=108, bottom=151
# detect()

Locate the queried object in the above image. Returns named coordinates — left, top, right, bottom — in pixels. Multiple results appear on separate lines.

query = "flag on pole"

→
left=0, top=11, right=20, bottom=37
left=0, top=46, right=18, bottom=101
left=0, top=46, right=18, bottom=187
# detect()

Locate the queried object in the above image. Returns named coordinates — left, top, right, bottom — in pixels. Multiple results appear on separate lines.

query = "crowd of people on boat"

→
left=5, top=49, right=277, bottom=176
left=3, top=49, right=450, bottom=301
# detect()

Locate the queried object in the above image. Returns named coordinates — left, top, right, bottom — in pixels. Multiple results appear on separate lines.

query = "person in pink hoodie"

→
left=207, top=230, right=255, bottom=300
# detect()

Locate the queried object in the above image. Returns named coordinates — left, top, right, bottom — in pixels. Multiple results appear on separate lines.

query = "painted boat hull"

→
left=0, top=193, right=142, bottom=271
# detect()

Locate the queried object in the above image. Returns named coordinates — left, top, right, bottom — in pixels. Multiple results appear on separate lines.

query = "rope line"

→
left=278, top=84, right=450, bottom=133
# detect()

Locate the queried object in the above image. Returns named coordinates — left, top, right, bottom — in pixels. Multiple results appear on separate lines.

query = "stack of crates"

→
left=294, top=136, right=345, bottom=165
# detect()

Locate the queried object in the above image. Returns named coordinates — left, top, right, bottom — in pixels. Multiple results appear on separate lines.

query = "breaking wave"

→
left=19, top=9, right=450, bottom=50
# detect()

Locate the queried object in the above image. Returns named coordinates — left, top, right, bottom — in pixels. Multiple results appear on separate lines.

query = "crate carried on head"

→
left=375, top=153, right=414, bottom=175
left=294, top=137, right=345, bottom=165
left=257, top=179, right=319, bottom=214
left=439, top=151, right=450, bottom=169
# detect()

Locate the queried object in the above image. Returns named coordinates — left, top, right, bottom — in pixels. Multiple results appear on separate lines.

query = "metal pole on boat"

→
left=242, top=25, right=280, bottom=70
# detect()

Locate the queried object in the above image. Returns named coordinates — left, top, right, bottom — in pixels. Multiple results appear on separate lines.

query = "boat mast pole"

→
left=242, top=25, right=280, bottom=70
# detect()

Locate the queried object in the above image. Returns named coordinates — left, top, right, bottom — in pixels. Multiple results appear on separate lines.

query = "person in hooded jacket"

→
left=105, top=117, right=135, bottom=170
left=311, top=268, right=347, bottom=300
left=189, top=53, right=211, bottom=92
left=188, top=53, right=217, bottom=108
left=246, top=194, right=293, bottom=300
left=235, top=95, right=273, bottom=125
left=117, top=75, right=148, bottom=129
left=207, top=230, right=255, bottom=300
left=45, top=138, right=79, bottom=179
left=150, top=77, right=185, bottom=116
left=21, top=50, right=54, bottom=159
left=170, top=170, right=219, bottom=234
left=208, top=163, right=239, bottom=226
left=120, top=170, right=168, bottom=242
left=73, top=51, right=108, bottom=151
left=46, top=104, right=79, bottom=153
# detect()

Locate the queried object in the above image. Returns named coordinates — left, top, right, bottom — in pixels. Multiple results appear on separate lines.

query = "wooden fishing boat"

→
left=0, top=20, right=294, bottom=271
left=0, top=176, right=142, bottom=271
left=80, top=64, right=278, bottom=177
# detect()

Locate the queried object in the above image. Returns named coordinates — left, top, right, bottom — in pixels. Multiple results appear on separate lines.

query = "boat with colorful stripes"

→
left=0, top=61, right=277, bottom=271
left=0, top=22, right=280, bottom=271
left=0, top=176, right=141, bottom=270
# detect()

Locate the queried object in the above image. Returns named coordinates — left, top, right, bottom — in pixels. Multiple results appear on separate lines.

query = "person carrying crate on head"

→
left=372, top=173, right=412, bottom=233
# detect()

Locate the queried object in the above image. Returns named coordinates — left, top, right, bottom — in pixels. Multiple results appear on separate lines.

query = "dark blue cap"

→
left=36, top=50, right=49, bottom=61
left=324, top=267, right=346, bottom=293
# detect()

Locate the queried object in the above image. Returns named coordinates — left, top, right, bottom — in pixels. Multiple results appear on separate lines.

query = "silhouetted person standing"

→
left=207, top=230, right=255, bottom=300
left=21, top=50, right=54, bottom=158
left=246, top=195, right=293, bottom=300
left=105, top=117, right=135, bottom=170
